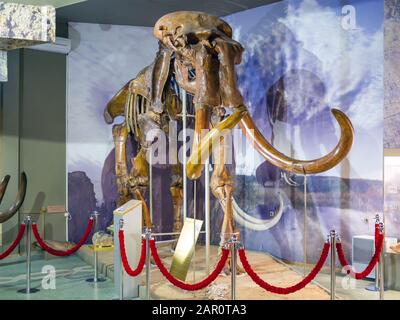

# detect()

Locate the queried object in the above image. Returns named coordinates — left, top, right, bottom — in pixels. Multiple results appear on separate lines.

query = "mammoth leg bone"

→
left=112, top=123, right=131, bottom=207
left=0, top=172, right=27, bottom=224
left=239, top=109, right=354, bottom=174
left=210, top=134, right=243, bottom=274
left=130, top=147, right=152, bottom=228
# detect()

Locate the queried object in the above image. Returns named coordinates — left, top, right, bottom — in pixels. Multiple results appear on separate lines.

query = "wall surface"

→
left=67, top=23, right=158, bottom=242
left=0, top=49, right=66, bottom=248
left=0, top=50, right=21, bottom=247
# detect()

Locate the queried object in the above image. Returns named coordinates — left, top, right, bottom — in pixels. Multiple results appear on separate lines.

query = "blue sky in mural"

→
left=225, top=0, right=383, bottom=180
left=316, top=0, right=383, bottom=33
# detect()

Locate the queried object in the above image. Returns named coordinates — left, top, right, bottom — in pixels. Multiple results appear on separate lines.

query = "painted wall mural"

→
left=67, top=0, right=386, bottom=266
left=384, top=0, right=400, bottom=148
left=224, top=0, right=384, bottom=264
left=67, top=23, right=158, bottom=242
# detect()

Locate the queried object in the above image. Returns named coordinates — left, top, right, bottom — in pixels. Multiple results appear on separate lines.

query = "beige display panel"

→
left=169, top=218, right=203, bottom=281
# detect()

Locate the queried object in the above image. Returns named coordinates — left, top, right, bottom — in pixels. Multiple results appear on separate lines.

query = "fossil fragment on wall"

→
left=0, top=2, right=56, bottom=81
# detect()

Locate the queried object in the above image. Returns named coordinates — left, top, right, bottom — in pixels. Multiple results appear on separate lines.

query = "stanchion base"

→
left=86, top=278, right=107, bottom=283
left=365, top=284, right=388, bottom=291
left=17, top=288, right=40, bottom=294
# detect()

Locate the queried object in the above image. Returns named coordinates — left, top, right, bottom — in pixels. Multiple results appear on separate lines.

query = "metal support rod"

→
left=374, top=214, right=380, bottom=290
left=149, top=147, right=153, bottom=222
left=93, top=212, right=99, bottom=282
left=119, top=219, right=124, bottom=300
left=379, top=222, right=385, bottom=300
left=26, top=216, right=32, bottom=292
left=18, top=216, right=39, bottom=294
left=182, top=89, right=187, bottom=221
left=152, top=230, right=207, bottom=237
left=230, top=235, right=238, bottom=300
left=205, top=160, right=210, bottom=275
left=193, top=180, right=197, bottom=283
left=330, top=230, right=336, bottom=300
left=86, top=212, right=105, bottom=283
left=303, top=174, right=307, bottom=276
left=94, top=250, right=98, bottom=282
left=93, top=211, right=99, bottom=230
left=64, top=212, right=70, bottom=242
left=145, top=228, right=151, bottom=300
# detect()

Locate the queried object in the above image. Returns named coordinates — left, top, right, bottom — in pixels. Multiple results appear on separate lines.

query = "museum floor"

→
left=1, top=245, right=399, bottom=300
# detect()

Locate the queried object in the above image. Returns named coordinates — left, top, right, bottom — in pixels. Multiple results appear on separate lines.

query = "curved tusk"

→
left=239, top=108, right=354, bottom=174
left=232, top=191, right=284, bottom=231
left=0, top=172, right=27, bottom=224
left=0, top=175, right=11, bottom=205
left=281, top=172, right=300, bottom=187
left=186, top=105, right=247, bottom=180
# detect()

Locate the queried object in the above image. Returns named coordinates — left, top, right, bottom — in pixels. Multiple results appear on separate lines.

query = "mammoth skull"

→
left=154, top=11, right=354, bottom=180
left=154, top=11, right=244, bottom=109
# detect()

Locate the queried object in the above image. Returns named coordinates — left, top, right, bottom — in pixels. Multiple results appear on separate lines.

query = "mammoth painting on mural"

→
left=104, top=11, right=354, bottom=249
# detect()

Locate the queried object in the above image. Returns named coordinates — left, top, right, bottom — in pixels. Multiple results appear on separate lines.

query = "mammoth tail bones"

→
left=105, top=11, right=354, bottom=235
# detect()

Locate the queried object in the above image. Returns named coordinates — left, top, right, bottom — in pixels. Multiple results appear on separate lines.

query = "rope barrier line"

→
left=0, top=224, right=26, bottom=260
left=32, top=218, right=94, bottom=257
left=336, top=232, right=384, bottom=280
left=239, top=242, right=331, bottom=295
left=149, top=239, right=229, bottom=291
left=118, top=230, right=146, bottom=276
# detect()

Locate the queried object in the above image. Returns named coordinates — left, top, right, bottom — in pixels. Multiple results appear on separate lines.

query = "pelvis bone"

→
left=0, top=172, right=27, bottom=224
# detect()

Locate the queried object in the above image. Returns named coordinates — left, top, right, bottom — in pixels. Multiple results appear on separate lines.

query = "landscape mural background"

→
left=223, top=0, right=384, bottom=264
left=67, top=0, right=387, bottom=268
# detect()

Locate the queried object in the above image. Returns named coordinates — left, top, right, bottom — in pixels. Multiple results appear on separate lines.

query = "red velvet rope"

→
left=336, top=232, right=384, bottom=280
left=0, top=224, right=26, bottom=259
left=118, top=230, right=146, bottom=276
left=32, top=218, right=94, bottom=256
left=239, top=242, right=330, bottom=295
left=150, top=239, right=229, bottom=291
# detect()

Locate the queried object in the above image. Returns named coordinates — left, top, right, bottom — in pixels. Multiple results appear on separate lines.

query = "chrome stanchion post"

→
left=64, top=211, right=71, bottom=242
left=18, top=216, right=39, bottom=294
left=230, top=234, right=238, bottom=301
left=303, top=174, right=307, bottom=276
left=374, top=215, right=380, bottom=290
left=330, top=230, right=336, bottom=300
left=94, top=248, right=99, bottom=283
left=86, top=212, right=105, bottom=283
left=182, top=89, right=187, bottom=222
left=379, top=222, right=385, bottom=300
left=145, top=227, right=152, bottom=300
left=205, top=160, right=211, bottom=275
left=119, top=219, right=124, bottom=300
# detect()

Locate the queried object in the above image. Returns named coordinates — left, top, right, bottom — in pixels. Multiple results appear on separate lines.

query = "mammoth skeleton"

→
left=105, top=11, right=354, bottom=247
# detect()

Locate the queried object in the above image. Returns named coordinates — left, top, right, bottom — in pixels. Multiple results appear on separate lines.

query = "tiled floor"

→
left=290, top=264, right=400, bottom=300
left=2, top=247, right=400, bottom=300
left=0, top=253, right=117, bottom=300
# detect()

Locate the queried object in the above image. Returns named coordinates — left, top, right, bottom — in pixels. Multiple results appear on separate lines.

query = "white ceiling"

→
left=2, top=0, right=87, bottom=9
left=56, top=0, right=281, bottom=27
